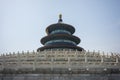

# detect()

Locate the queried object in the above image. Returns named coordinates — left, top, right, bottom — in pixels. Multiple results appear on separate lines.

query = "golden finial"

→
left=58, top=14, right=62, bottom=22
left=59, top=14, right=62, bottom=19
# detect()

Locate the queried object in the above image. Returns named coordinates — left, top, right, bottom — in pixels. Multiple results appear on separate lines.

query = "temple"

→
left=37, top=14, right=83, bottom=51
left=0, top=15, right=120, bottom=80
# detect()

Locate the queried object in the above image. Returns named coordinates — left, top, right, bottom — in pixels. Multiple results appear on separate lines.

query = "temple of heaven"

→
left=37, top=14, right=84, bottom=51
left=0, top=15, right=120, bottom=80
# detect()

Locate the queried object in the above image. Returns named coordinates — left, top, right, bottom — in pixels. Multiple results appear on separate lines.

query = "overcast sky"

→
left=0, top=0, right=120, bottom=54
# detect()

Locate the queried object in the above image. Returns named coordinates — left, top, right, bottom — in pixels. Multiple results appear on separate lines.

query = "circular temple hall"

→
left=37, top=14, right=84, bottom=51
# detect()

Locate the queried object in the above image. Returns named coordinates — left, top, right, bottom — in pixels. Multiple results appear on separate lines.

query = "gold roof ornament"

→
left=58, top=14, right=63, bottom=23
left=59, top=14, right=62, bottom=19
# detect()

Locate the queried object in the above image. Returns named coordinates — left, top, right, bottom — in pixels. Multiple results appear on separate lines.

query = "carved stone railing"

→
left=0, top=49, right=120, bottom=71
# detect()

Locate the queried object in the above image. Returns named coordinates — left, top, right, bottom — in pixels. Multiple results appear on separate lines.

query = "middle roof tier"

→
left=41, top=34, right=80, bottom=45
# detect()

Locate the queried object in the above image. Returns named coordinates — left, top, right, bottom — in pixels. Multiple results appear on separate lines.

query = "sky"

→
left=0, top=0, right=120, bottom=54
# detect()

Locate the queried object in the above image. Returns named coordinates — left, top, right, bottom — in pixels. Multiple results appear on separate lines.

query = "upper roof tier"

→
left=46, top=23, right=75, bottom=35
left=46, top=14, right=75, bottom=35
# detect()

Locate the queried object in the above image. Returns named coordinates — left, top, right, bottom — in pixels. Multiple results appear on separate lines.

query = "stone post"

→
left=116, top=56, right=118, bottom=63
left=101, top=55, right=103, bottom=63
left=17, top=51, right=21, bottom=70
left=85, top=52, right=87, bottom=63
left=33, top=52, right=37, bottom=71
left=2, top=54, right=5, bottom=70
left=51, top=58, right=53, bottom=70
